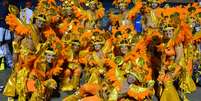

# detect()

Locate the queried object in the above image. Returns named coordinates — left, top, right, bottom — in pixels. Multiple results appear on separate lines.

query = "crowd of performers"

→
left=2, top=0, right=201, bottom=101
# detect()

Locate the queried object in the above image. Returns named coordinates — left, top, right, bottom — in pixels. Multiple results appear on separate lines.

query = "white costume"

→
left=20, top=8, right=33, bottom=24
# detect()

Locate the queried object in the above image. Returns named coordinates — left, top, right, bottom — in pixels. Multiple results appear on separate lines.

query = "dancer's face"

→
left=119, top=3, right=127, bottom=11
left=127, top=74, right=136, bottom=84
left=46, top=53, right=56, bottom=63
left=90, top=2, right=96, bottom=10
left=36, top=19, right=44, bottom=28
left=120, top=45, right=128, bottom=54
left=165, top=29, right=174, bottom=39
left=151, top=2, right=158, bottom=9
left=195, top=26, right=201, bottom=32
left=195, top=25, right=201, bottom=32
left=72, top=44, right=80, bottom=52
left=66, top=8, right=73, bottom=16
left=94, top=44, right=102, bottom=51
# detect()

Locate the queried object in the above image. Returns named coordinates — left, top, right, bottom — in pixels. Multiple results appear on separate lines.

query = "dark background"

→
left=0, top=0, right=198, bottom=10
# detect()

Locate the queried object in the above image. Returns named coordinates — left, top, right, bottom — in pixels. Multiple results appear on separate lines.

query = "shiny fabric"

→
left=160, top=81, right=180, bottom=101
left=3, top=72, right=16, bottom=97
left=180, top=73, right=196, bottom=93
left=16, top=68, right=29, bottom=101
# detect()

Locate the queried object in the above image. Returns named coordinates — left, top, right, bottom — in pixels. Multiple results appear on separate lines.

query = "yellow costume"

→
left=61, top=41, right=82, bottom=91
left=160, top=80, right=180, bottom=101
left=158, top=48, right=181, bottom=101
left=157, top=26, right=181, bottom=101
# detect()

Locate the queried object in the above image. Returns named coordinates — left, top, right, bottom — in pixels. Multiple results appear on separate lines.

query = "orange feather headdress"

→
left=128, top=1, right=143, bottom=19
left=43, top=27, right=56, bottom=38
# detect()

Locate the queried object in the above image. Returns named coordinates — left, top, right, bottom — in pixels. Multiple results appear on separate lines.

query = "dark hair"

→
left=72, top=40, right=80, bottom=44
left=188, top=7, right=196, bottom=12
left=126, top=28, right=131, bottom=33
left=115, top=31, right=122, bottom=37
left=47, top=45, right=54, bottom=51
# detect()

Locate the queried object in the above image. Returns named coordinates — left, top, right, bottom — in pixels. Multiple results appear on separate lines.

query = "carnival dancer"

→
left=178, top=22, right=196, bottom=101
left=126, top=35, right=155, bottom=101
left=157, top=25, right=181, bottom=101
left=3, top=1, right=49, bottom=100
left=61, top=38, right=82, bottom=91
left=76, top=31, right=107, bottom=101
left=3, top=8, right=40, bottom=101
left=27, top=45, right=58, bottom=101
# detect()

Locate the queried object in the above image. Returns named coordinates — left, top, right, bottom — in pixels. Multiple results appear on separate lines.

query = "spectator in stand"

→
left=0, top=0, right=13, bottom=69
left=0, top=0, right=13, bottom=92
left=19, top=0, right=33, bottom=24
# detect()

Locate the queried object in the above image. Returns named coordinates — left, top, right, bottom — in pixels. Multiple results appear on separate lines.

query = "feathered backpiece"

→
left=156, top=6, right=188, bottom=20
left=128, top=1, right=143, bottom=19
left=35, top=0, right=60, bottom=24
left=6, top=14, right=31, bottom=36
